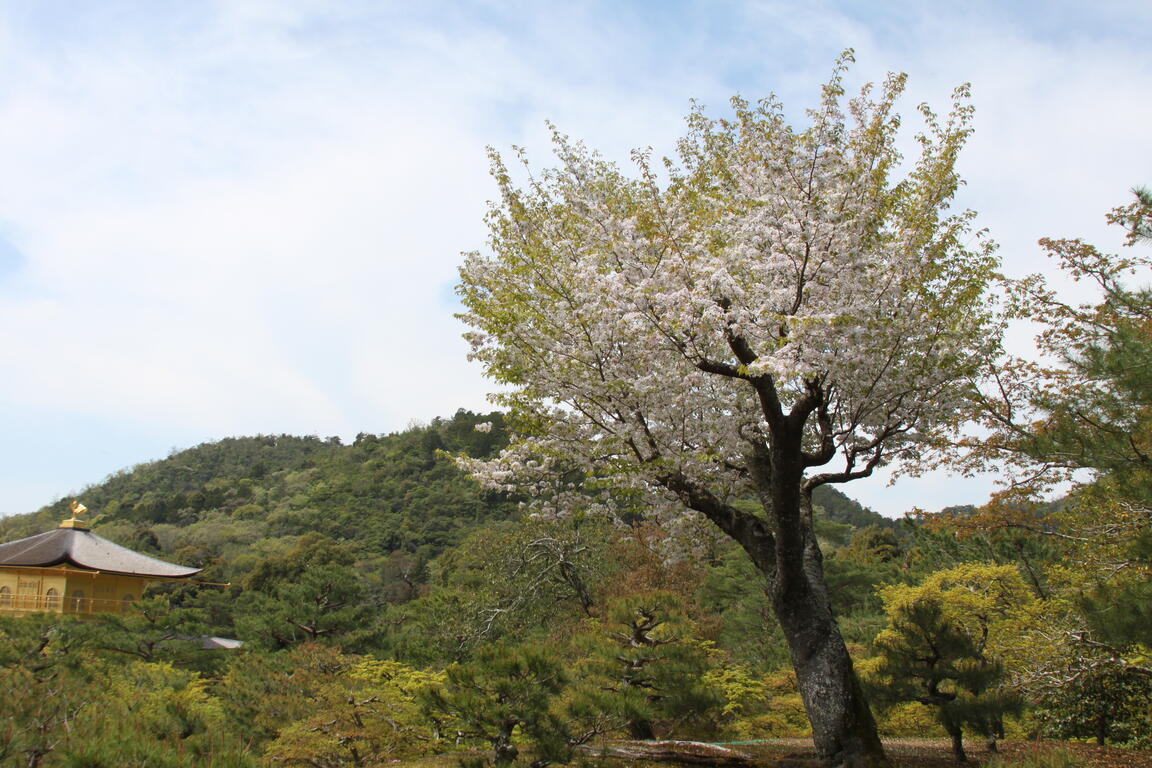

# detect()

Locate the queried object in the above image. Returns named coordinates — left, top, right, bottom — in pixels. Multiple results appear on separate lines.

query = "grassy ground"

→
left=736, top=738, right=1152, bottom=767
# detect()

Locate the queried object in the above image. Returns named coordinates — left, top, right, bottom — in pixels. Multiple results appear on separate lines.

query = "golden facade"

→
left=0, top=502, right=200, bottom=617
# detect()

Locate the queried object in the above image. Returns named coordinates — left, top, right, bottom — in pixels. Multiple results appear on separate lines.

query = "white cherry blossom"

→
left=457, top=54, right=1002, bottom=766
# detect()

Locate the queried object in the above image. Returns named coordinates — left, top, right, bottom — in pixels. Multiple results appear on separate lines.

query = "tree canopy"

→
left=457, top=52, right=1002, bottom=766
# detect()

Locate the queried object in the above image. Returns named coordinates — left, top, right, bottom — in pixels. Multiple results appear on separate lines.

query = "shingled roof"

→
left=0, top=527, right=200, bottom=579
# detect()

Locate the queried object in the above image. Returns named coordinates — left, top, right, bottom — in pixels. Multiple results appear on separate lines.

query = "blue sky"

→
left=1, top=0, right=1150, bottom=518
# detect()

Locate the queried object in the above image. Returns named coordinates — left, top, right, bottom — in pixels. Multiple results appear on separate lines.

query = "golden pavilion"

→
left=0, top=502, right=200, bottom=616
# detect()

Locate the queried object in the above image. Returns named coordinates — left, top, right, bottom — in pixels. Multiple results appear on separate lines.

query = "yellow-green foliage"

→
left=98, top=660, right=227, bottom=739
left=262, top=653, right=444, bottom=767
left=874, top=562, right=1043, bottom=679
left=874, top=702, right=939, bottom=737
left=703, top=662, right=772, bottom=739
left=58, top=660, right=256, bottom=767
left=704, top=666, right=810, bottom=739
left=0, top=615, right=257, bottom=768
left=863, top=562, right=1043, bottom=745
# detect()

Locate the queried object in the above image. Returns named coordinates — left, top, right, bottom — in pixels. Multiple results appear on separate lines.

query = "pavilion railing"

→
left=0, top=594, right=136, bottom=615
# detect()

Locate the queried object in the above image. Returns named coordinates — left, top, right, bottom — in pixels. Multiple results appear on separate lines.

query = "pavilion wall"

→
left=0, top=565, right=147, bottom=616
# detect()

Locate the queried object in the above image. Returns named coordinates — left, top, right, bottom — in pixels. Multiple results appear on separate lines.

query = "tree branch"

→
left=657, top=470, right=776, bottom=576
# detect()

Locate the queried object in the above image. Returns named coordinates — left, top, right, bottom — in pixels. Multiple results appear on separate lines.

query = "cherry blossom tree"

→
left=457, top=53, right=1000, bottom=767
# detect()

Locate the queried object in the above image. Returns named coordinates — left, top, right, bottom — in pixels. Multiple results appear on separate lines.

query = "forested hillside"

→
left=0, top=406, right=892, bottom=622
left=1, top=407, right=891, bottom=588
left=2, top=410, right=514, bottom=575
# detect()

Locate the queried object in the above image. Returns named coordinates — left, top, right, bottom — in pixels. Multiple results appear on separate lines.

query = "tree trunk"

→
left=946, top=723, right=967, bottom=763
left=763, top=445, right=887, bottom=768
left=575, top=740, right=753, bottom=766
left=988, top=714, right=1002, bottom=752
left=628, top=718, right=656, bottom=740
left=771, top=553, right=886, bottom=767
left=492, top=722, right=519, bottom=766
left=668, top=432, right=889, bottom=766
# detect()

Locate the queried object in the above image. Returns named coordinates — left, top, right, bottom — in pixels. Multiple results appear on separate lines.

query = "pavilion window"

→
left=18, top=579, right=38, bottom=610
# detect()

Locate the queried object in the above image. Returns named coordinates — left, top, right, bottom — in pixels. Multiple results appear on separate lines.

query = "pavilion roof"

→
left=0, top=527, right=200, bottom=579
